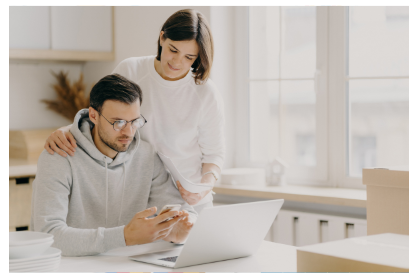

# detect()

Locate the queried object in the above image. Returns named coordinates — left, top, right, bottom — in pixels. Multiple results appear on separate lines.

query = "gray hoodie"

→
left=30, top=109, right=198, bottom=256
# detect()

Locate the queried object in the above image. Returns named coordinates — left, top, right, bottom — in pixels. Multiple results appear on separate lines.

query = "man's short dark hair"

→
left=90, top=74, right=142, bottom=113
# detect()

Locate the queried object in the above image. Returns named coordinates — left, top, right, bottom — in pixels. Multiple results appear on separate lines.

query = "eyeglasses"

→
left=98, top=112, right=147, bottom=131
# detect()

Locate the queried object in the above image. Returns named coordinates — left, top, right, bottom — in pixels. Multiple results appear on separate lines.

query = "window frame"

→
left=328, top=7, right=365, bottom=189
left=235, top=6, right=389, bottom=189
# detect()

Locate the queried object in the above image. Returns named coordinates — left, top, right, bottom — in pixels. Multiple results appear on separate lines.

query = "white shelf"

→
left=9, top=49, right=114, bottom=62
left=213, top=184, right=367, bottom=208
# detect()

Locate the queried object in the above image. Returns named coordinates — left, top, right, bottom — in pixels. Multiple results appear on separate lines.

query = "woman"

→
left=43, top=9, right=225, bottom=214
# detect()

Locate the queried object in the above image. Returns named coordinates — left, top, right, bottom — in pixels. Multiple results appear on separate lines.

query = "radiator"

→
left=213, top=202, right=367, bottom=247
left=265, top=210, right=367, bottom=246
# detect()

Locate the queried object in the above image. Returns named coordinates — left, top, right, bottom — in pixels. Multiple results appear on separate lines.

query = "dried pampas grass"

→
left=42, top=71, right=90, bottom=121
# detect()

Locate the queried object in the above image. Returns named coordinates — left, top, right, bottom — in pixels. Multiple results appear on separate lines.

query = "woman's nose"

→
left=173, top=53, right=181, bottom=65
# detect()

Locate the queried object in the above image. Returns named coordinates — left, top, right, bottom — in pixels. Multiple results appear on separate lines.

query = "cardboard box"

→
left=297, top=233, right=408, bottom=272
left=363, top=166, right=409, bottom=236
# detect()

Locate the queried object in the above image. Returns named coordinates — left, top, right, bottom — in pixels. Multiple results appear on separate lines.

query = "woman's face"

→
left=157, top=31, right=199, bottom=81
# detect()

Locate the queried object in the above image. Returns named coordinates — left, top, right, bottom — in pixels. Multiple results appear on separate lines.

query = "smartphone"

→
left=158, top=204, right=181, bottom=223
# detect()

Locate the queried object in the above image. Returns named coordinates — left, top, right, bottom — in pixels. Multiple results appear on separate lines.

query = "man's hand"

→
left=123, top=207, right=183, bottom=246
left=163, top=210, right=194, bottom=244
left=177, top=181, right=212, bottom=206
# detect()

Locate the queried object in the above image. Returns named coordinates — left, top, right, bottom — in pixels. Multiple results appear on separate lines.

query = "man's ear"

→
left=89, top=107, right=98, bottom=125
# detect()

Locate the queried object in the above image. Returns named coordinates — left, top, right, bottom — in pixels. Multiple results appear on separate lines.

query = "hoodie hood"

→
left=70, top=108, right=141, bottom=226
left=70, top=109, right=141, bottom=167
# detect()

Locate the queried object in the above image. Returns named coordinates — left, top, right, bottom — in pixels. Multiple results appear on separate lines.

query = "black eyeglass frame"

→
left=98, top=111, right=147, bottom=131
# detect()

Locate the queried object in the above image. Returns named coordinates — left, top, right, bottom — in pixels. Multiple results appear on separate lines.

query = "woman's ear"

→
left=159, top=31, right=165, bottom=47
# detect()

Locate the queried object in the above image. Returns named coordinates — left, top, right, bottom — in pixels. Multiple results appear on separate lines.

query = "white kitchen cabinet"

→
left=9, top=6, right=114, bottom=61
left=51, top=6, right=113, bottom=52
left=271, top=210, right=367, bottom=247
left=9, top=6, right=50, bottom=49
left=271, top=210, right=295, bottom=245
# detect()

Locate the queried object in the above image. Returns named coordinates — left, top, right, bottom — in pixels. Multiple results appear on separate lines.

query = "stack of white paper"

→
left=157, top=152, right=213, bottom=194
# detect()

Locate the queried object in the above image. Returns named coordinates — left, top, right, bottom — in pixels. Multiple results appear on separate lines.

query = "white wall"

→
left=210, top=7, right=236, bottom=169
left=83, top=6, right=236, bottom=169
left=8, top=7, right=210, bottom=131
left=9, top=61, right=82, bottom=130
left=83, top=6, right=211, bottom=86
left=9, top=7, right=237, bottom=169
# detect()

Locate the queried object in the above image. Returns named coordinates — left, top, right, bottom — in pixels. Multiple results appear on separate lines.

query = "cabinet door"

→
left=9, top=6, right=50, bottom=49
left=51, top=6, right=113, bottom=52
left=9, top=177, right=34, bottom=231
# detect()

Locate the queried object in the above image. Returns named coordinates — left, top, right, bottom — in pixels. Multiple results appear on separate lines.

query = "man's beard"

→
left=98, top=123, right=132, bottom=153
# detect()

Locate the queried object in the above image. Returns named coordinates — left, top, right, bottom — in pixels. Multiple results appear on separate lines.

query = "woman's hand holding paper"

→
left=177, top=181, right=213, bottom=206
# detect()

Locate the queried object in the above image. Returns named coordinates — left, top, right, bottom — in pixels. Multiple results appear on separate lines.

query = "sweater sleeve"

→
left=197, top=81, right=226, bottom=170
left=30, top=151, right=126, bottom=257
left=147, top=153, right=198, bottom=224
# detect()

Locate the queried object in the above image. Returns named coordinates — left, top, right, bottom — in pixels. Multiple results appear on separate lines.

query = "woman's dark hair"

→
left=156, top=9, right=214, bottom=85
left=90, top=74, right=142, bottom=113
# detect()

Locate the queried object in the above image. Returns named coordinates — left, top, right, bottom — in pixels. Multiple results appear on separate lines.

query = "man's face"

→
left=97, top=99, right=141, bottom=153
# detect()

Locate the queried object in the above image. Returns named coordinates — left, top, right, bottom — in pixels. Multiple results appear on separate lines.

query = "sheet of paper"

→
left=157, top=151, right=213, bottom=193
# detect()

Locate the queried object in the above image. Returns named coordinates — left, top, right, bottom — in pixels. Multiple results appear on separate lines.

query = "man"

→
left=31, top=74, right=197, bottom=256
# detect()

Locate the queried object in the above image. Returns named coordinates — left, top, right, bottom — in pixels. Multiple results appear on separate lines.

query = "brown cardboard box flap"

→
left=297, top=233, right=409, bottom=272
left=362, top=167, right=409, bottom=189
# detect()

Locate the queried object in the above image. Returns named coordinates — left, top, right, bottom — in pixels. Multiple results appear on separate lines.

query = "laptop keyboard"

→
left=159, top=256, right=178, bottom=263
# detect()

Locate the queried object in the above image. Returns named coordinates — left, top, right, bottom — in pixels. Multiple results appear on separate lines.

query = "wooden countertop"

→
left=9, top=159, right=366, bottom=208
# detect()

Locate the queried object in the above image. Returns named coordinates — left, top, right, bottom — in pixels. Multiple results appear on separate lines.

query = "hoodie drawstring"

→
left=104, top=157, right=127, bottom=227
left=117, top=161, right=126, bottom=226
left=104, top=157, right=109, bottom=226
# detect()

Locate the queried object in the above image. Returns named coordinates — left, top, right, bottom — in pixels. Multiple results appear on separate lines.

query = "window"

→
left=234, top=7, right=409, bottom=188
left=347, top=7, right=409, bottom=178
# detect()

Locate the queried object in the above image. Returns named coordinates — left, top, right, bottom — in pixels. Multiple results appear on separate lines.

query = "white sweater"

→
left=112, top=56, right=225, bottom=206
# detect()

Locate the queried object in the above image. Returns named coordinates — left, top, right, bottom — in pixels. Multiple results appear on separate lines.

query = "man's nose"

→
left=121, top=122, right=135, bottom=135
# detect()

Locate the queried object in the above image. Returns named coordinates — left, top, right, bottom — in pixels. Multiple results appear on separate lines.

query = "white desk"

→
left=56, top=241, right=297, bottom=272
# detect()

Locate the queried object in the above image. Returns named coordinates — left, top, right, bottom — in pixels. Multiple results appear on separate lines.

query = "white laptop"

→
left=129, top=199, right=284, bottom=268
